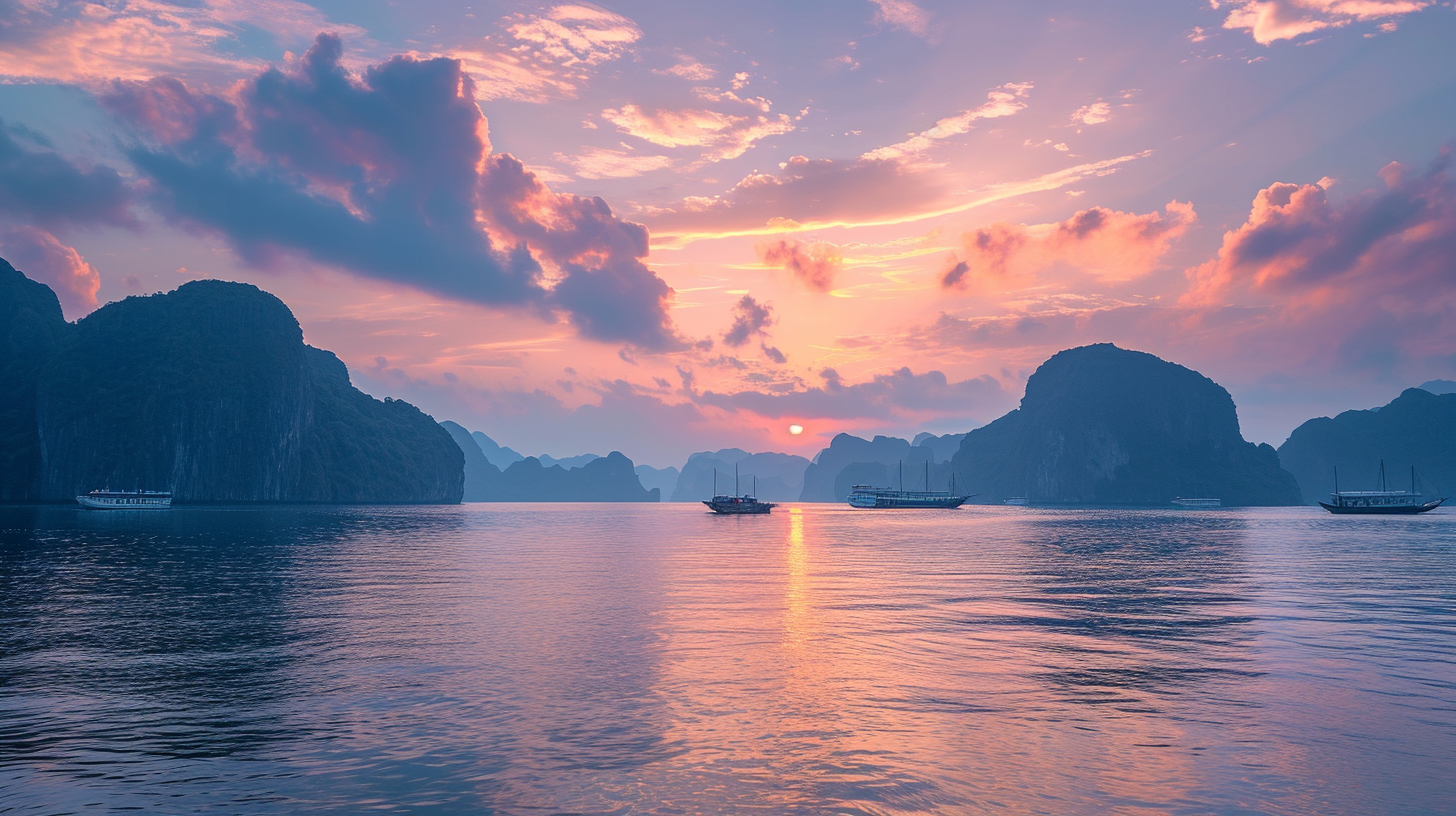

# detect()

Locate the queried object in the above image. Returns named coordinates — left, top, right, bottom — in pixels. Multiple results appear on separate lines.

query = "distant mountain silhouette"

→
left=444, top=422, right=658, bottom=501
left=671, top=449, right=810, bottom=502
left=538, top=453, right=601, bottom=469
left=950, top=344, right=1301, bottom=506
left=634, top=464, right=679, bottom=498
left=912, top=432, right=967, bottom=462
left=1417, top=380, right=1456, bottom=396
left=1277, top=387, right=1456, bottom=504
left=1, top=259, right=462, bottom=503
left=798, top=435, right=941, bottom=502
left=471, top=430, right=525, bottom=468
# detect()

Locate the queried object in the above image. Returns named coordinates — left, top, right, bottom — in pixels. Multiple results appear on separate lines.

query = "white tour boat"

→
left=76, top=489, right=173, bottom=509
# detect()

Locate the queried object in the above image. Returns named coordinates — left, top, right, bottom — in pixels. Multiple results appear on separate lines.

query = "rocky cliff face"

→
left=3, top=264, right=461, bottom=503
left=1277, top=388, right=1456, bottom=504
left=0, top=258, right=68, bottom=502
left=950, top=344, right=1301, bottom=506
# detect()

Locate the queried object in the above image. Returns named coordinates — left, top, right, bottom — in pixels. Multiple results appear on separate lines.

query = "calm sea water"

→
left=2, top=503, right=1454, bottom=814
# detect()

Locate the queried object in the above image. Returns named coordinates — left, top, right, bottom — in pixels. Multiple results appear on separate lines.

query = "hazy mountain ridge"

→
left=799, top=435, right=945, bottom=502
left=671, top=449, right=811, bottom=502
left=1277, top=387, right=1456, bottom=504
left=444, top=421, right=658, bottom=501
left=2, top=261, right=462, bottom=503
left=950, top=344, right=1301, bottom=506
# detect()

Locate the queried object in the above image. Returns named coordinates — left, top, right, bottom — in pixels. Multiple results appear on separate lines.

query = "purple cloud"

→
left=104, top=35, right=680, bottom=349
left=0, top=118, right=132, bottom=229
left=722, top=294, right=773, bottom=347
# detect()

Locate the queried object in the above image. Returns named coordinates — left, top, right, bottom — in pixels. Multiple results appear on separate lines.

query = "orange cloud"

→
left=756, top=239, right=843, bottom=292
left=942, top=201, right=1197, bottom=290
left=0, top=226, right=100, bottom=319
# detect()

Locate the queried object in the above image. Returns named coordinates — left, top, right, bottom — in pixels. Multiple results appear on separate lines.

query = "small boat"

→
left=1003, top=497, right=1029, bottom=506
left=847, top=462, right=973, bottom=509
left=1172, top=497, right=1221, bottom=508
left=704, top=465, right=774, bottom=515
left=76, top=489, right=173, bottom=509
left=1320, top=462, right=1445, bottom=515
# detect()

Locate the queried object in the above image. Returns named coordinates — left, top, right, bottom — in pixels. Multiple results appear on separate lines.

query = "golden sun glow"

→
left=789, top=424, right=804, bottom=435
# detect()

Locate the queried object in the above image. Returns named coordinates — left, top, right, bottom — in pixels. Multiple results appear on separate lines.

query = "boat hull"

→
left=76, top=495, right=172, bottom=509
left=1319, top=499, right=1444, bottom=515
left=848, top=492, right=969, bottom=509
left=703, top=498, right=774, bottom=515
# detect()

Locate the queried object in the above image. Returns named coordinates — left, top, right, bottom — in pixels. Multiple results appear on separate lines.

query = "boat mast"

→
left=1412, top=465, right=1416, bottom=495
left=736, top=463, right=740, bottom=496
left=899, top=461, right=903, bottom=491
left=1380, top=460, right=1386, bottom=492
left=1334, top=466, right=1339, bottom=494
left=924, top=461, right=929, bottom=492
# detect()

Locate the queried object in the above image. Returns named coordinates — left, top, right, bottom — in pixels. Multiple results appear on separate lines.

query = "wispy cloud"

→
left=651, top=151, right=1154, bottom=245
left=558, top=146, right=674, bottom=179
left=861, top=82, right=1033, bottom=163
left=600, top=103, right=795, bottom=162
left=450, top=3, right=641, bottom=102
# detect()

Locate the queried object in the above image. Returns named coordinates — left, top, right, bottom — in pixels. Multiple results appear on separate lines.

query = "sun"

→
left=788, top=424, right=804, bottom=435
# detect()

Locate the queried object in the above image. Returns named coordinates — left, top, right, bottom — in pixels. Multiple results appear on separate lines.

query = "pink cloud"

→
left=556, top=147, right=674, bottom=179
left=448, top=4, right=641, bottom=103
left=0, top=0, right=362, bottom=85
left=1220, top=0, right=1432, bottom=44
left=942, top=201, right=1197, bottom=290
left=756, top=238, right=844, bottom=292
left=1184, top=158, right=1456, bottom=307
left=600, top=103, right=795, bottom=163
left=0, top=225, right=100, bottom=319
left=867, top=0, right=932, bottom=37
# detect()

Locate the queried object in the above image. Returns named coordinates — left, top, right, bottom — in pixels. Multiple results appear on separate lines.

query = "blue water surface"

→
left=2, top=504, right=1454, bottom=814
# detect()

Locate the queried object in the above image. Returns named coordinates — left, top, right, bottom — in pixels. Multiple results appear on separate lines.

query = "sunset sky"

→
left=2, top=0, right=1454, bottom=466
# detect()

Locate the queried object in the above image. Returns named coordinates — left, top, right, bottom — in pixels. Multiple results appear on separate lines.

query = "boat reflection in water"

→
left=1321, top=461, right=1446, bottom=515
left=848, top=461, right=973, bottom=509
